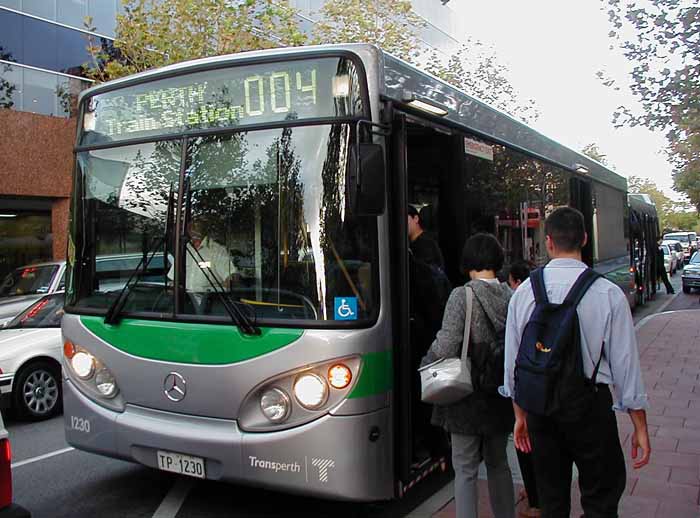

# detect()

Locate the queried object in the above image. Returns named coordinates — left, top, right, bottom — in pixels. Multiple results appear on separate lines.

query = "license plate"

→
left=157, top=450, right=206, bottom=479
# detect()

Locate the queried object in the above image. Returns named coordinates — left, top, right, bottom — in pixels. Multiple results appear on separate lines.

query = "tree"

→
left=85, top=0, right=306, bottom=82
left=665, top=211, right=700, bottom=233
left=581, top=143, right=611, bottom=168
left=425, top=40, right=540, bottom=124
left=312, top=0, right=424, bottom=62
left=627, top=175, right=678, bottom=230
left=604, top=1, right=700, bottom=210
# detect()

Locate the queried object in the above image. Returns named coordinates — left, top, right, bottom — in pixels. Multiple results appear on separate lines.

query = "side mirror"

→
left=347, top=143, right=385, bottom=215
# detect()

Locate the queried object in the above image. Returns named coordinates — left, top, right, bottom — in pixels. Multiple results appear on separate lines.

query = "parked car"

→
left=0, top=294, right=63, bottom=421
left=662, top=240, right=684, bottom=272
left=0, top=262, right=65, bottom=326
left=659, top=244, right=676, bottom=276
left=0, top=412, right=31, bottom=517
left=663, top=232, right=697, bottom=262
left=0, top=253, right=165, bottom=326
left=681, top=252, right=700, bottom=293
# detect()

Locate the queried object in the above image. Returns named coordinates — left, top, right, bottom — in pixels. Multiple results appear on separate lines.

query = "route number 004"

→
left=70, top=416, right=91, bottom=433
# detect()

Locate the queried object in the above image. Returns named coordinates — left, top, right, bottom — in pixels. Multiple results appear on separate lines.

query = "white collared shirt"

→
left=501, top=258, right=648, bottom=412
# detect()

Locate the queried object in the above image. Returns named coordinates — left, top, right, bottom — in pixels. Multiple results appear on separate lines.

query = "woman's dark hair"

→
left=461, top=233, right=504, bottom=273
left=545, top=206, right=585, bottom=252
left=509, top=261, right=532, bottom=284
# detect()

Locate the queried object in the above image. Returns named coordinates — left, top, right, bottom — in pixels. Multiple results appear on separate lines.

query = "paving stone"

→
left=655, top=501, right=700, bottom=518
left=670, top=466, right=700, bottom=487
left=632, top=478, right=699, bottom=505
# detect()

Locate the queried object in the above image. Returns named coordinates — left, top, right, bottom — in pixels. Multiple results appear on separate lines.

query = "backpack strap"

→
left=562, top=268, right=601, bottom=308
left=529, top=267, right=549, bottom=304
left=591, top=341, right=605, bottom=384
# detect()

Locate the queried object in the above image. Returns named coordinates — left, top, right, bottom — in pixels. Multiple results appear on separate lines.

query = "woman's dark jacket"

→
left=421, top=279, right=515, bottom=436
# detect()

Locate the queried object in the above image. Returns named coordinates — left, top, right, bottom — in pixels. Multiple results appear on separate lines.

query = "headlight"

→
left=64, top=341, right=121, bottom=405
left=260, top=388, right=291, bottom=422
left=71, top=351, right=95, bottom=380
left=95, top=368, right=119, bottom=398
left=293, top=373, right=328, bottom=410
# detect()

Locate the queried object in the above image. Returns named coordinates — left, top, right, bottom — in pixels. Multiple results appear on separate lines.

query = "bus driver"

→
left=185, top=221, right=238, bottom=293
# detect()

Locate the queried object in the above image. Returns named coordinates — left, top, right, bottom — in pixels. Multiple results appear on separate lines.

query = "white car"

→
left=0, top=294, right=63, bottom=421
left=662, top=240, right=684, bottom=272
left=659, top=244, right=676, bottom=276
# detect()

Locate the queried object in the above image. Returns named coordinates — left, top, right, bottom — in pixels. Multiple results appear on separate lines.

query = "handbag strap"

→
left=461, top=286, right=474, bottom=362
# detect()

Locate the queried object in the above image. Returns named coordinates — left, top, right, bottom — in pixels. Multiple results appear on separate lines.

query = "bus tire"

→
left=13, top=361, right=63, bottom=421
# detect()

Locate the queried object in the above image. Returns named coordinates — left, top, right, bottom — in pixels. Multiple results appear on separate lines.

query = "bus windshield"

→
left=67, top=124, right=378, bottom=324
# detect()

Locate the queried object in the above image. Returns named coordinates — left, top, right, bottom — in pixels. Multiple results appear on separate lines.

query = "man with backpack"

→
left=501, top=207, right=651, bottom=518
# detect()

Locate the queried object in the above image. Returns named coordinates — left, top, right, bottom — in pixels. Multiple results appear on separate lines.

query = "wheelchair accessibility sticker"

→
left=334, top=297, right=357, bottom=320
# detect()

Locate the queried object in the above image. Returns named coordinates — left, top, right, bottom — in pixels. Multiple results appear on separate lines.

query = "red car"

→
left=0, top=413, right=30, bottom=517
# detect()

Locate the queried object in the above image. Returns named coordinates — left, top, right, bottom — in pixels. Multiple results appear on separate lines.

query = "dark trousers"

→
left=658, top=267, right=673, bottom=294
left=516, top=449, right=539, bottom=508
left=526, top=386, right=626, bottom=518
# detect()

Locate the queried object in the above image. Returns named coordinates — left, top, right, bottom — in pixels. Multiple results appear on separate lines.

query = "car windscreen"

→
left=0, top=265, right=58, bottom=298
left=5, top=294, right=65, bottom=329
left=661, top=246, right=670, bottom=255
left=690, top=252, right=700, bottom=264
left=665, top=234, right=689, bottom=243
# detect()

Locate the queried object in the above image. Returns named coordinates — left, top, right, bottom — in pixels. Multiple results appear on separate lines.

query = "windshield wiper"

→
left=104, top=186, right=176, bottom=325
left=184, top=242, right=260, bottom=335
left=104, top=237, right=165, bottom=325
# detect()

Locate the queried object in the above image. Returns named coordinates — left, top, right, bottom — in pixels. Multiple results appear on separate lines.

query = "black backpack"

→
left=514, top=267, right=605, bottom=420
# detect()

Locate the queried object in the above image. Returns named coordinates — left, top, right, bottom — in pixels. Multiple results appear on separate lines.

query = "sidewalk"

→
left=430, top=309, right=700, bottom=518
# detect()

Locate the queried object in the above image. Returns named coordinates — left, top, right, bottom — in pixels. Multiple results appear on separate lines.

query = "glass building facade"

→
left=0, top=1, right=120, bottom=118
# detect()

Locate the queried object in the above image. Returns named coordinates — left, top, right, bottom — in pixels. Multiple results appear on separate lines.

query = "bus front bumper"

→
left=63, top=379, right=392, bottom=501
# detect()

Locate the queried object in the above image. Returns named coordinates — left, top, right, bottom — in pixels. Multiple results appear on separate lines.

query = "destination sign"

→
left=81, top=57, right=362, bottom=145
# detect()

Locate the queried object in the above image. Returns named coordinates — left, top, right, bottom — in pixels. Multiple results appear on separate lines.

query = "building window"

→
left=0, top=205, right=53, bottom=282
left=1, top=1, right=117, bottom=36
left=0, top=62, right=89, bottom=116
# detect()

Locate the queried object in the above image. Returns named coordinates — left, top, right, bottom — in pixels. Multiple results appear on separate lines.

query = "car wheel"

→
left=683, top=284, right=691, bottom=294
left=13, top=361, right=63, bottom=421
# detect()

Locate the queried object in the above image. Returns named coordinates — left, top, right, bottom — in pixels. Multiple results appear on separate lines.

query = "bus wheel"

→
left=13, top=361, right=63, bottom=421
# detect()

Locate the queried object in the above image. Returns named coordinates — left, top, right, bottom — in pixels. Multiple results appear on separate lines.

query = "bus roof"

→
left=79, top=43, right=627, bottom=192
left=628, top=193, right=658, bottom=217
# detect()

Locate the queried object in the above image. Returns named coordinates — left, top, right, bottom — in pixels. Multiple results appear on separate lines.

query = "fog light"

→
left=95, top=368, right=118, bottom=398
left=71, top=351, right=95, bottom=380
left=328, top=364, right=352, bottom=389
left=260, top=388, right=290, bottom=422
left=293, top=373, right=328, bottom=410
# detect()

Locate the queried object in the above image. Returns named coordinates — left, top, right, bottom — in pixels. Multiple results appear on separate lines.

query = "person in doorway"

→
left=503, top=207, right=651, bottom=518
left=408, top=204, right=445, bottom=270
left=507, top=261, right=533, bottom=292
left=422, top=233, right=515, bottom=518
left=656, top=239, right=675, bottom=295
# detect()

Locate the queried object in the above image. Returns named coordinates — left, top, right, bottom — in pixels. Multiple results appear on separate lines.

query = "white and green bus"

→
left=62, top=44, right=633, bottom=501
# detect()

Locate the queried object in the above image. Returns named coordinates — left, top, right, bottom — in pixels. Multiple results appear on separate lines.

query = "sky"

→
left=451, top=1, right=683, bottom=201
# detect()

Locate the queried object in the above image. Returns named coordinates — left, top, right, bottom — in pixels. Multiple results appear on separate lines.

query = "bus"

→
left=62, top=44, right=633, bottom=501
left=628, top=194, right=660, bottom=306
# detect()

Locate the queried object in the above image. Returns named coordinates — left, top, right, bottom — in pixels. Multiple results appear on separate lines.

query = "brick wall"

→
left=0, top=109, right=76, bottom=260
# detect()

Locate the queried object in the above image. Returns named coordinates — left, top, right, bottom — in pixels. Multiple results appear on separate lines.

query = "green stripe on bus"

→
left=80, top=316, right=303, bottom=365
left=349, top=349, right=393, bottom=399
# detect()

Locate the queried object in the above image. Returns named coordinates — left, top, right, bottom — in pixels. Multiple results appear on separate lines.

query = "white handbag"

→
left=419, top=286, right=474, bottom=405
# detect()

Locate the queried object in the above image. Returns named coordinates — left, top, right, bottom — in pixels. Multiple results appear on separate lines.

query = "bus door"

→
left=570, top=177, right=594, bottom=266
left=390, top=111, right=454, bottom=494
left=388, top=112, right=414, bottom=489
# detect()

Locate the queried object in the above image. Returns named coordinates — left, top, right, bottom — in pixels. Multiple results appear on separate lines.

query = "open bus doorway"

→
left=391, top=115, right=462, bottom=488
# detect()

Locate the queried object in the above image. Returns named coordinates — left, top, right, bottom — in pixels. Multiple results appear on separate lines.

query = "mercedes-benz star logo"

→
left=163, top=372, right=187, bottom=402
